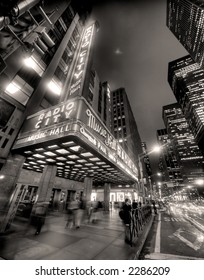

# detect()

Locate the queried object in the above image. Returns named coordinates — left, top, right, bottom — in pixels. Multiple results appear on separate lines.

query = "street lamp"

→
left=194, top=179, right=204, bottom=199
left=195, top=179, right=204, bottom=186
left=186, top=185, right=193, bottom=200
left=158, top=182, right=162, bottom=200
left=138, top=145, right=162, bottom=204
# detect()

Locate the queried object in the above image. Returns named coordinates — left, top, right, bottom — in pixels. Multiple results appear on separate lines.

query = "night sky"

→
left=89, top=0, right=187, bottom=151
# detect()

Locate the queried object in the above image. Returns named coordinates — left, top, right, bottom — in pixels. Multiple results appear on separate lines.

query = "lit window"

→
left=48, top=79, right=62, bottom=95
left=24, top=55, right=46, bottom=76
left=5, top=76, right=33, bottom=105
left=6, top=82, right=20, bottom=94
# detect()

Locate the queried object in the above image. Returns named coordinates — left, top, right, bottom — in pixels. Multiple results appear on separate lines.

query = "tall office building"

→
left=157, top=128, right=183, bottom=189
left=162, top=103, right=204, bottom=187
left=111, top=88, right=149, bottom=199
left=111, top=88, right=143, bottom=159
left=0, top=1, right=139, bottom=232
left=167, top=0, right=204, bottom=66
left=168, top=55, right=204, bottom=153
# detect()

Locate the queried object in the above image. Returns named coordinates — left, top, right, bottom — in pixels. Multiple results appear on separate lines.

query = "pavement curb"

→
left=133, top=214, right=155, bottom=260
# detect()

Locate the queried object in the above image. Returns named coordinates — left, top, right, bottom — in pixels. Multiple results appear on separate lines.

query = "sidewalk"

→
left=0, top=208, right=154, bottom=260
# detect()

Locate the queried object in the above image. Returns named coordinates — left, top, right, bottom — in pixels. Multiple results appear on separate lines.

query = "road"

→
left=139, top=201, right=204, bottom=260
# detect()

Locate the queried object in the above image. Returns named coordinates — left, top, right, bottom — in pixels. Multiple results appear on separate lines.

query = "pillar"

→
left=0, top=154, right=25, bottom=232
left=36, top=164, right=57, bottom=204
left=83, top=177, right=93, bottom=202
left=104, top=183, right=111, bottom=211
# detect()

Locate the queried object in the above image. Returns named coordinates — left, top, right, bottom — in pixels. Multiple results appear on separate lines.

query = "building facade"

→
left=111, top=87, right=149, bottom=201
left=0, top=0, right=139, bottom=232
left=162, top=103, right=204, bottom=189
left=168, top=55, right=204, bottom=154
left=167, top=0, right=204, bottom=66
left=157, top=128, right=183, bottom=192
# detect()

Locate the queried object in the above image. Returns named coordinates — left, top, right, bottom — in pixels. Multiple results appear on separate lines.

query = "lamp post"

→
left=194, top=179, right=204, bottom=200
left=138, top=145, right=162, bottom=204
left=158, top=182, right=162, bottom=200
left=138, top=156, right=146, bottom=204
left=148, top=176, right=153, bottom=200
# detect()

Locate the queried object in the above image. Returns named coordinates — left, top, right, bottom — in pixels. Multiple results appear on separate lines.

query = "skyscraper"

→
left=167, top=0, right=204, bottom=66
left=162, top=103, right=204, bottom=186
left=111, top=88, right=149, bottom=200
left=111, top=87, right=143, bottom=163
left=168, top=55, right=204, bottom=153
left=157, top=128, right=183, bottom=189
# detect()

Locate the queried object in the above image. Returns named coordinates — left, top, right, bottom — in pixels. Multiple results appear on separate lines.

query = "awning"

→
left=12, top=96, right=138, bottom=185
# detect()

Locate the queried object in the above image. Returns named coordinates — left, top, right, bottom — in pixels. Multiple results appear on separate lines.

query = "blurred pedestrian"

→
left=93, top=201, right=103, bottom=222
left=74, top=198, right=84, bottom=229
left=122, top=198, right=132, bottom=244
left=132, top=199, right=138, bottom=210
left=152, top=201, right=157, bottom=214
left=34, top=201, right=48, bottom=235
left=65, top=198, right=80, bottom=229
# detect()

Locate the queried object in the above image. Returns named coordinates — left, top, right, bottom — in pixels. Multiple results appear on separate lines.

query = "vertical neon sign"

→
left=69, top=24, right=95, bottom=97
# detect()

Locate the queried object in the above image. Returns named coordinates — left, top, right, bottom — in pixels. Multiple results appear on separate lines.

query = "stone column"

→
left=83, top=177, right=93, bottom=202
left=0, top=154, right=25, bottom=232
left=104, top=183, right=111, bottom=211
left=36, top=164, right=57, bottom=204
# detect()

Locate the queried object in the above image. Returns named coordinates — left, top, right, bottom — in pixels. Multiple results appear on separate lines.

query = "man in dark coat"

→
left=122, top=198, right=132, bottom=243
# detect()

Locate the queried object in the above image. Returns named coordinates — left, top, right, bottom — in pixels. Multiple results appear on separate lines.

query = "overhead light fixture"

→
left=33, top=154, right=45, bottom=158
left=6, top=82, right=20, bottom=94
left=56, top=157, right=67, bottom=161
left=48, top=145, right=59, bottom=149
left=56, top=149, right=69, bottom=155
left=46, top=159, right=56, bottom=162
left=44, top=151, right=56, bottom=156
left=69, top=145, right=81, bottom=152
left=47, top=80, right=61, bottom=95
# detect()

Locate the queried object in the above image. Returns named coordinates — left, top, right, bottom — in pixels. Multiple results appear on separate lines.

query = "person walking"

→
left=132, top=199, right=138, bottom=210
left=122, top=198, right=132, bottom=244
left=152, top=201, right=157, bottom=214
left=66, top=198, right=78, bottom=229
left=74, top=198, right=84, bottom=229
left=34, top=201, right=48, bottom=235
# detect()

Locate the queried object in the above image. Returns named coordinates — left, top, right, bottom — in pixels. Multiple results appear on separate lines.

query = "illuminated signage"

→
left=69, top=24, right=95, bottom=97
left=19, top=99, right=78, bottom=134
left=79, top=123, right=138, bottom=180
left=86, top=108, right=117, bottom=150
left=16, top=123, right=73, bottom=146
left=85, top=107, right=137, bottom=175
left=13, top=97, right=138, bottom=180
left=35, top=102, right=75, bottom=129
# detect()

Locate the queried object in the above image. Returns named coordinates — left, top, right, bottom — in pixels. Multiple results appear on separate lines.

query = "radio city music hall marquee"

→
left=13, top=97, right=138, bottom=181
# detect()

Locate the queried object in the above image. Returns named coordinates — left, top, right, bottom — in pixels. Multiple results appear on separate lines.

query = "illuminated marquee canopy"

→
left=13, top=97, right=138, bottom=185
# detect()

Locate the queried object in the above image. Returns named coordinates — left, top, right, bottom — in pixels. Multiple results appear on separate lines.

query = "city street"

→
left=139, top=202, right=204, bottom=260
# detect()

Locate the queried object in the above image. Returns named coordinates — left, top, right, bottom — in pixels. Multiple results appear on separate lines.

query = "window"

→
left=23, top=54, right=46, bottom=77
left=1, top=138, right=9, bottom=148
left=89, top=70, right=95, bottom=87
left=8, top=128, right=14, bottom=135
left=58, top=17, right=67, bottom=32
left=87, top=89, right=93, bottom=104
left=54, top=66, right=66, bottom=83
left=5, top=75, right=34, bottom=106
